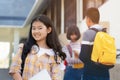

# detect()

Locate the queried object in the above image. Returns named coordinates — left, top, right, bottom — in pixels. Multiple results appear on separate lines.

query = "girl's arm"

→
left=51, top=63, right=62, bottom=80
left=11, top=73, right=22, bottom=80
left=9, top=43, right=24, bottom=80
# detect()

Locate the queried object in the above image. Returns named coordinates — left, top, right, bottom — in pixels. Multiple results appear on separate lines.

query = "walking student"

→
left=63, top=25, right=83, bottom=80
left=79, top=7, right=113, bottom=80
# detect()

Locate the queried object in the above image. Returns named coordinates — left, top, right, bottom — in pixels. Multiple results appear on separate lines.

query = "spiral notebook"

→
left=29, top=69, right=51, bottom=80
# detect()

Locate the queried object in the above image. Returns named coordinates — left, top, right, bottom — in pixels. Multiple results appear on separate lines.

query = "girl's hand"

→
left=73, top=50, right=79, bottom=59
left=12, top=73, right=23, bottom=80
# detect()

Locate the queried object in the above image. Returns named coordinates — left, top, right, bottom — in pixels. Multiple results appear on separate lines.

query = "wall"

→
left=0, top=26, right=29, bottom=67
left=99, top=0, right=120, bottom=49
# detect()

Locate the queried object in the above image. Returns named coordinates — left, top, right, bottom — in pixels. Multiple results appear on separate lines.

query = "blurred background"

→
left=0, top=0, right=120, bottom=80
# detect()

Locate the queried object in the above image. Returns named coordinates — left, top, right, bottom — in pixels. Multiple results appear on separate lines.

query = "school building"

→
left=0, top=0, right=120, bottom=80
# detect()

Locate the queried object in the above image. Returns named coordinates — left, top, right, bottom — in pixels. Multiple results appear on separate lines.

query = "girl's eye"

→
left=32, top=27, right=42, bottom=30
left=39, top=27, right=42, bottom=29
left=32, top=27, right=36, bottom=30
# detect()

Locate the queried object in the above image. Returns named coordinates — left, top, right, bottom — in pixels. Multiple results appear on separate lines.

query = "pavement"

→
left=0, top=63, right=120, bottom=80
left=0, top=69, right=12, bottom=80
left=110, top=58, right=120, bottom=80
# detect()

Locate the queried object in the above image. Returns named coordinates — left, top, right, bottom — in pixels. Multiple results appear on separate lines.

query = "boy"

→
left=79, top=7, right=111, bottom=80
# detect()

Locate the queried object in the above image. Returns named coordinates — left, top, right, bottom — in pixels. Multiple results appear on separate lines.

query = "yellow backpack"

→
left=91, top=28, right=116, bottom=66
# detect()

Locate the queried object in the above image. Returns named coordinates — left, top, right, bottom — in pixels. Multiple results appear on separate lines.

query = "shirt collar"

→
left=90, top=24, right=103, bottom=30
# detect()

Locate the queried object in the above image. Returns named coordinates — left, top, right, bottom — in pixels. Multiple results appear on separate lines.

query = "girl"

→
left=63, top=25, right=83, bottom=80
left=9, top=15, right=66, bottom=80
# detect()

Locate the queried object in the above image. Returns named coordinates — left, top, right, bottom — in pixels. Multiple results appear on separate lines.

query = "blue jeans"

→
left=63, top=66, right=83, bottom=80
left=83, top=74, right=110, bottom=80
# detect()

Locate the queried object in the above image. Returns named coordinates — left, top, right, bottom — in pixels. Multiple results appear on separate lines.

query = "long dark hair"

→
left=21, top=15, right=66, bottom=74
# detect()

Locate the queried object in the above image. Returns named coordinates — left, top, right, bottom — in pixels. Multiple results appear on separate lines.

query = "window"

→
left=0, top=42, right=10, bottom=68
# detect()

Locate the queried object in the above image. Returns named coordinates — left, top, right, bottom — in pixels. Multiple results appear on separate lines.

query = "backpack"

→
left=91, top=28, right=116, bottom=66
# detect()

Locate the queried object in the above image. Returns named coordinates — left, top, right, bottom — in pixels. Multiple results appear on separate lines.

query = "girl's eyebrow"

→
left=32, top=25, right=42, bottom=27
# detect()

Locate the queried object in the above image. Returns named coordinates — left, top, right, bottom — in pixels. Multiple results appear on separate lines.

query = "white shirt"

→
left=62, top=41, right=83, bottom=65
left=37, top=47, right=55, bottom=57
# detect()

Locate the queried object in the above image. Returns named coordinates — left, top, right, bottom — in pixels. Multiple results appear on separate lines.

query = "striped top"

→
left=9, top=44, right=63, bottom=80
left=62, top=41, right=83, bottom=66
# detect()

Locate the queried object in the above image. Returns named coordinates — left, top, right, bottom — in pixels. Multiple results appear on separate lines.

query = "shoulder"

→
left=18, top=43, right=24, bottom=49
left=15, top=43, right=24, bottom=56
left=11, top=44, right=24, bottom=63
left=82, top=29, right=96, bottom=42
left=62, top=45, right=68, bottom=51
left=83, top=29, right=96, bottom=37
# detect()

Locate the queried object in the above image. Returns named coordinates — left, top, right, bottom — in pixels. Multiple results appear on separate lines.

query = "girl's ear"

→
left=86, top=17, right=90, bottom=23
left=47, top=27, right=52, bottom=33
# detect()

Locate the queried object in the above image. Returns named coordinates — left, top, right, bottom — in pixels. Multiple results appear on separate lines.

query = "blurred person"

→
left=62, top=25, right=84, bottom=80
left=9, top=15, right=66, bottom=80
left=79, top=7, right=112, bottom=80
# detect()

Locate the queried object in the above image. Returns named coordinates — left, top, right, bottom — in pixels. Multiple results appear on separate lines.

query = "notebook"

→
left=29, top=69, right=51, bottom=80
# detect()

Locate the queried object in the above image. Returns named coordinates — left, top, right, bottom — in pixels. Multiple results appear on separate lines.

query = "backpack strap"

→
left=90, top=28, right=107, bottom=33
left=90, top=28, right=99, bottom=32
left=67, top=45, right=72, bottom=57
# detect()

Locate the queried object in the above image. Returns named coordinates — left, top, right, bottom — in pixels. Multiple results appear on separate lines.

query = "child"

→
left=63, top=25, right=83, bottom=80
left=80, top=7, right=112, bottom=80
left=9, top=15, right=66, bottom=80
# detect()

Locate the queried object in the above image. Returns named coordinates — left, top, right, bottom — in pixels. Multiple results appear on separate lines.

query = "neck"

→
left=89, top=23, right=96, bottom=28
left=37, top=40, right=49, bottom=49
left=71, top=40, right=77, bottom=43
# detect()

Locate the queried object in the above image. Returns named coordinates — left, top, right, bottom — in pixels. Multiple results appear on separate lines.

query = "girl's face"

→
left=70, top=33, right=77, bottom=42
left=32, top=21, right=51, bottom=42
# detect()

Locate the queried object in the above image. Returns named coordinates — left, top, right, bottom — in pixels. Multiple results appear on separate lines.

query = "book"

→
left=29, top=69, right=51, bottom=80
